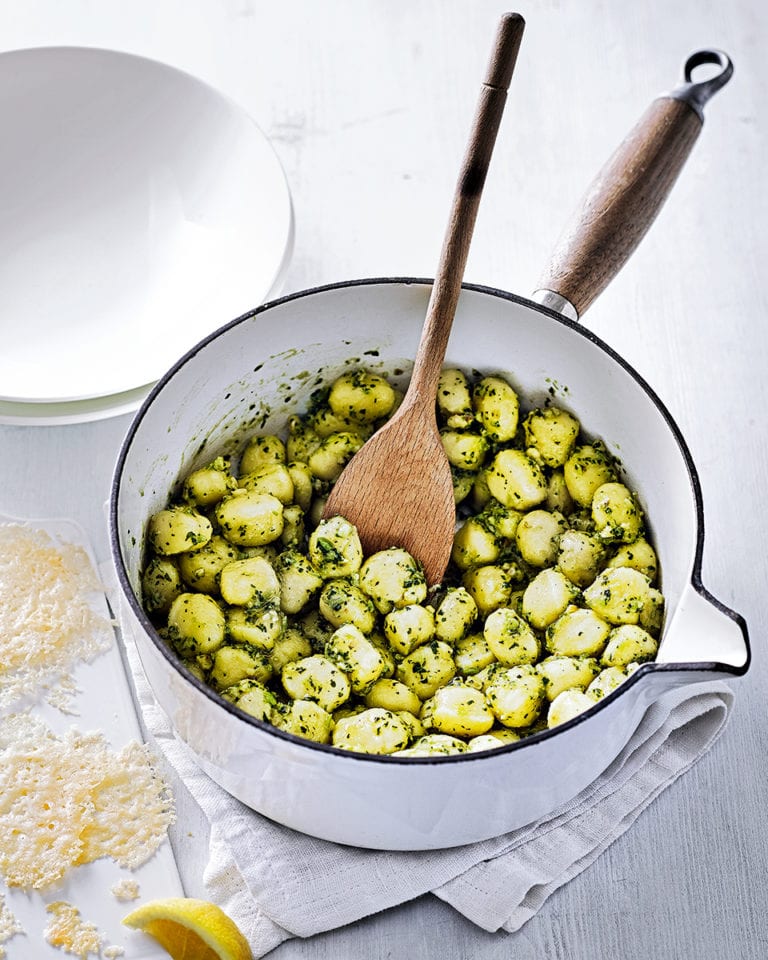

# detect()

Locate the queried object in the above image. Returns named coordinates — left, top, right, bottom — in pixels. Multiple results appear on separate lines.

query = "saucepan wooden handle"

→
left=534, top=49, right=733, bottom=321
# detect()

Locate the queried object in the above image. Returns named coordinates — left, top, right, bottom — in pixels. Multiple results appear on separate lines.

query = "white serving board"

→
left=0, top=514, right=184, bottom=959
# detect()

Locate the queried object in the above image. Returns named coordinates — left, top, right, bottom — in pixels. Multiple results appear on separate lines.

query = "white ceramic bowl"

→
left=0, top=46, right=292, bottom=415
left=110, top=279, right=749, bottom=850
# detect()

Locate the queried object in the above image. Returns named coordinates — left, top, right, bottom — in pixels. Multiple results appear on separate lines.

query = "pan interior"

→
left=115, top=280, right=698, bottom=679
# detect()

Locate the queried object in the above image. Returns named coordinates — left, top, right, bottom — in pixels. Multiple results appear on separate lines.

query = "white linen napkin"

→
left=114, top=588, right=732, bottom=957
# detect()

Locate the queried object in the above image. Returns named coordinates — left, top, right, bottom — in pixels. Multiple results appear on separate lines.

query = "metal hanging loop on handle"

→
left=666, top=49, right=734, bottom=121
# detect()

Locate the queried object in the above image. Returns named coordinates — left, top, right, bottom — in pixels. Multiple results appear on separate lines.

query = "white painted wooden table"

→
left=1, top=1, right=766, bottom=957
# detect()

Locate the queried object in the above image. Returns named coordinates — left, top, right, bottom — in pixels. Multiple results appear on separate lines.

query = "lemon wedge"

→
left=122, top=898, right=253, bottom=960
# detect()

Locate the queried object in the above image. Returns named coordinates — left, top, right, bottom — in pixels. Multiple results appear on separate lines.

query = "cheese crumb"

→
left=0, top=714, right=175, bottom=890
left=45, top=673, right=82, bottom=714
left=110, top=878, right=140, bottom=902
left=44, top=902, right=104, bottom=958
left=0, top=894, right=24, bottom=959
left=0, top=524, right=113, bottom=710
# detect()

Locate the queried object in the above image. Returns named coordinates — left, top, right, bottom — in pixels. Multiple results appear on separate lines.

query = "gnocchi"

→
left=142, top=366, right=666, bottom=756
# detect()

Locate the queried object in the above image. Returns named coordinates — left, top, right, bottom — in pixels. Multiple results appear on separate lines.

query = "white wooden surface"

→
left=1, top=1, right=766, bottom=957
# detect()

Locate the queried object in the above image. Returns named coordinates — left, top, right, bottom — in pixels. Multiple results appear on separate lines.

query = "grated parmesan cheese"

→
left=0, top=714, right=175, bottom=890
left=0, top=894, right=24, bottom=959
left=110, top=878, right=140, bottom=902
left=0, top=523, right=113, bottom=710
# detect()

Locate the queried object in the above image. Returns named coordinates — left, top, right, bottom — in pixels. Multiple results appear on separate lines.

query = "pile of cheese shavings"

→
left=0, top=894, right=24, bottom=959
left=45, top=901, right=124, bottom=959
left=0, top=523, right=113, bottom=711
left=0, top=714, right=175, bottom=891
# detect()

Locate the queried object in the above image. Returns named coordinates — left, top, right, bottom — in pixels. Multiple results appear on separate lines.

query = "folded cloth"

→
left=115, top=589, right=732, bottom=957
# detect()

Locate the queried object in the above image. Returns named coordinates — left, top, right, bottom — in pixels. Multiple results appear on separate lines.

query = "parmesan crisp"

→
left=0, top=523, right=113, bottom=709
left=44, top=901, right=109, bottom=959
left=0, top=894, right=24, bottom=958
left=0, top=714, right=175, bottom=890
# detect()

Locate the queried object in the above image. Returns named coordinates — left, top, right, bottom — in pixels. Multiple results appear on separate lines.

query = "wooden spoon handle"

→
left=408, top=12, right=525, bottom=402
left=535, top=49, right=733, bottom=320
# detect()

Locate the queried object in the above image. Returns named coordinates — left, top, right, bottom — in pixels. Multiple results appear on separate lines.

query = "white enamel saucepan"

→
left=111, top=49, right=749, bottom=850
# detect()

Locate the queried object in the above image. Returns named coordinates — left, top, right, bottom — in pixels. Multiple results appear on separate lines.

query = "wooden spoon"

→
left=324, top=13, right=525, bottom=585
